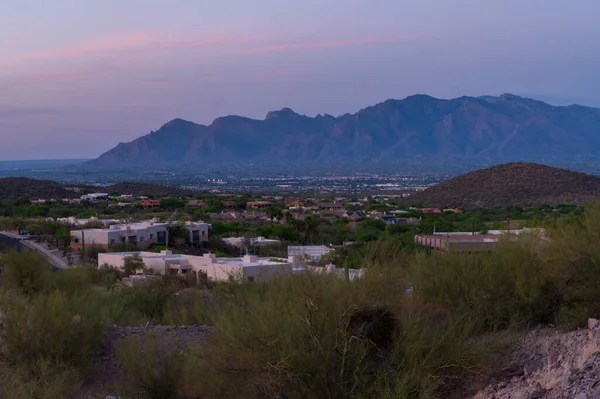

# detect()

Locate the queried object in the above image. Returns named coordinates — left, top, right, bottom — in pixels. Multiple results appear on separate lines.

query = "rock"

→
left=530, top=388, right=547, bottom=399
left=589, top=318, right=599, bottom=330
left=574, top=393, right=587, bottom=399
left=524, top=353, right=544, bottom=375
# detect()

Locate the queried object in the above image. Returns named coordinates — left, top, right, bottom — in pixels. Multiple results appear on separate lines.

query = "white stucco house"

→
left=288, top=245, right=334, bottom=263
left=98, top=251, right=293, bottom=283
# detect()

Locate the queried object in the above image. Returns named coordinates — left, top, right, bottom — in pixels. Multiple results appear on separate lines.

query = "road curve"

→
left=0, top=232, right=69, bottom=269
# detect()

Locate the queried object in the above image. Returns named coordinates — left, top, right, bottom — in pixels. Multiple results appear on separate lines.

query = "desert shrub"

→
left=408, top=238, right=558, bottom=331
left=544, top=202, right=600, bottom=326
left=124, top=253, right=145, bottom=276
left=82, top=243, right=107, bottom=263
left=0, top=290, right=105, bottom=368
left=116, top=334, right=184, bottom=399
left=161, top=288, right=213, bottom=326
left=182, top=273, right=491, bottom=398
left=0, top=250, right=52, bottom=295
left=0, top=359, right=76, bottom=399
left=124, top=276, right=185, bottom=323
left=51, top=266, right=97, bottom=296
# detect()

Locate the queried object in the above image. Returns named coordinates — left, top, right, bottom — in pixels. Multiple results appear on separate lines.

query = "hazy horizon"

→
left=2, top=0, right=600, bottom=160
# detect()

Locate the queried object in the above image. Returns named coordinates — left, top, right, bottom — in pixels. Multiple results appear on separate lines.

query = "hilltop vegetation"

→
left=405, top=163, right=600, bottom=209
left=0, top=177, right=193, bottom=201
left=0, top=177, right=78, bottom=200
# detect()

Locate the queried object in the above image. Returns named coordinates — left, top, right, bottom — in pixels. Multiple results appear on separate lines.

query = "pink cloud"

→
left=2, top=33, right=264, bottom=69
left=6, top=33, right=410, bottom=67
left=5, top=64, right=119, bottom=86
left=1, top=34, right=411, bottom=86
left=11, top=33, right=159, bottom=63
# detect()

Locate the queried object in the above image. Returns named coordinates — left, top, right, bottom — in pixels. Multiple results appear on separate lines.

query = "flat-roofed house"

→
left=247, top=200, right=273, bottom=209
left=414, top=234, right=498, bottom=252
left=98, top=251, right=293, bottom=283
left=288, top=245, right=334, bottom=263
left=317, top=202, right=344, bottom=211
left=71, top=221, right=169, bottom=250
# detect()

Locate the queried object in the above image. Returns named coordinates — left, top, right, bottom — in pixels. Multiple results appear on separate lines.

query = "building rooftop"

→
left=101, top=251, right=289, bottom=268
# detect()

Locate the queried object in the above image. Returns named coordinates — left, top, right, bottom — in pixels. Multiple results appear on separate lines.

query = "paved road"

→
left=0, top=232, right=24, bottom=251
left=0, top=232, right=69, bottom=269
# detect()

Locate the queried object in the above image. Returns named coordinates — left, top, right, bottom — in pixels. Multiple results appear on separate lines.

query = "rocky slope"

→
left=478, top=322, right=600, bottom=399
left=86, top=94, right=600, bottom=169
left=404, top=163, right=600, bottom=208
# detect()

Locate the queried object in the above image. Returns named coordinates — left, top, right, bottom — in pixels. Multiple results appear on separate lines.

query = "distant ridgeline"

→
left=82, top=94, right=600, bottom=170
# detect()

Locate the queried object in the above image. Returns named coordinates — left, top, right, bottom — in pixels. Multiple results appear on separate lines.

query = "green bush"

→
left=161, top=288, right=213, bottom=326
left=0, top=250, right=52, bottom=295
left=0, top=290, right=105, bottom=368
left=124, top=276, right=185, bottom=323
left=408, top=238, right=558, bottom=331
left=184, top=273, right=491, bottom=398
left=116, top=334, right=184, bottom=399
left=0, top=359, right=76, bottom=399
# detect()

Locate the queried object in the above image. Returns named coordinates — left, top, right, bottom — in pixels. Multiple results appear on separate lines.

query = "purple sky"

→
left=1, top=0, right=599, bottom=160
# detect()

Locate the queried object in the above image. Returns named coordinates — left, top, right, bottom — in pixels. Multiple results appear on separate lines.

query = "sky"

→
left=1, top=0, right=599, bottom=160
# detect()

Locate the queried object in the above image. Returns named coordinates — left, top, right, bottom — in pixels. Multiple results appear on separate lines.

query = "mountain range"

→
left=86, top=94, right=600, bottom=170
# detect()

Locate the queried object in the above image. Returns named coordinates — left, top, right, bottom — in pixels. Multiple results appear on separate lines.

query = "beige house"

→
left=98, top=251, right=293, bottom=283
left=414, top=234, right=498, bottom=252
left=71, top=221, right=211, bottom=250
left=71, top=221, right=169, bottom=250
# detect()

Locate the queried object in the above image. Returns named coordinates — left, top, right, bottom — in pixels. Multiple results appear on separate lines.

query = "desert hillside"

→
left=405, top=163, right=600, bottom=208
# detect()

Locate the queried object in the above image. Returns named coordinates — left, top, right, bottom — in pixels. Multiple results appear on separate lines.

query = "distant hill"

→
left=105, top=182, right=192, bottom=197
left=85, top=94, right=600, bottom=170
left=404, top=163, right=600, bottom=209
left=0, top=178, right=78, bottom=200
left=0, top=178, right=192, bottom=200
left=0, top=159, right=89, bottom=171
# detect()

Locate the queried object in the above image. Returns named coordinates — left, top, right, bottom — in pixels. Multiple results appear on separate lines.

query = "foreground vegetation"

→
left=1, top=202, right=600, bottom=398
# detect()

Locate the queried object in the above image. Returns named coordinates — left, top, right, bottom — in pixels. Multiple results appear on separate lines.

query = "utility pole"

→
left=82, top=230, right=86, bottom=263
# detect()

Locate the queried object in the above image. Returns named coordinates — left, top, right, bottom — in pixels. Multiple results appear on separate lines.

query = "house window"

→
left=74, top=238, right=79, bottom=243
left=110, top=239, right=115, bottom=245
left=248, top=276, right=255, bottom=283
left=150, top=234, right=154, bottom=239
left=202, top=231, right=205, bottom=236
left=140, top=236, right=144, bottom=242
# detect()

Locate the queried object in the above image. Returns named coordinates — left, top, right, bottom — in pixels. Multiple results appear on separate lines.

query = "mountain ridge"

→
left=85, top=94, right=600, bottom=170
